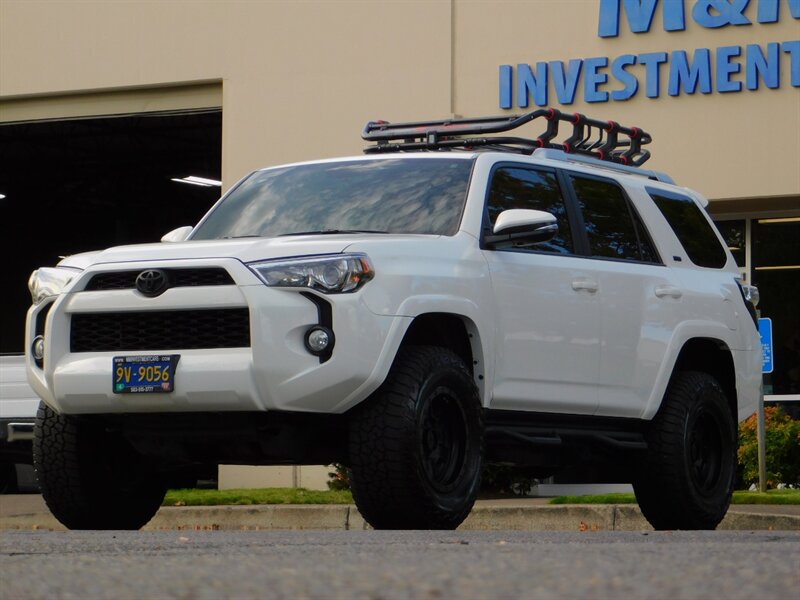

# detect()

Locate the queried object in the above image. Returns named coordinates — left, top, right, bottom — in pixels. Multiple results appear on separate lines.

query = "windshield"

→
left=191, top=157, right=474, bottom=240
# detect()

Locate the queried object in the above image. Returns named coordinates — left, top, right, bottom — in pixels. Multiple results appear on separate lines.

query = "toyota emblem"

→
left=135, top=269, right=169, bottom=297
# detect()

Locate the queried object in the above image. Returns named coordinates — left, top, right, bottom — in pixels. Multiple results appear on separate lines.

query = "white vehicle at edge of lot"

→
left=0, top=355, right=40, bottom=492
left=26, top=109, right=762, bottom=531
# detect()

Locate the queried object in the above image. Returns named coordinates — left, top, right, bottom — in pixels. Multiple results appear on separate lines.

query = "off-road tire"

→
left=633, top=371, right=736, bottom=530
left=33, top=402, right=167, bottom=530
left=349, top=346, right=483, bottom=530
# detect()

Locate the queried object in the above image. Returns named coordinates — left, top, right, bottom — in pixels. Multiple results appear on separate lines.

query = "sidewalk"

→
left=2, top=495, right=799, bottom=532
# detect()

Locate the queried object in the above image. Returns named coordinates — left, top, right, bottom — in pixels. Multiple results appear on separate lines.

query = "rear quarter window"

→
left=647, top=187, right=727, bottom=269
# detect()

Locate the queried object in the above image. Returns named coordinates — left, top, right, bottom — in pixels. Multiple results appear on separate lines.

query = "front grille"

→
left=70, top=309, right=250, bottom=352
left=84, top=268, right=234, bottom=291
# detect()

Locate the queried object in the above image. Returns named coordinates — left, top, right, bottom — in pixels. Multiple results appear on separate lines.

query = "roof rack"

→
left=362, top=108, right=652, bottom=166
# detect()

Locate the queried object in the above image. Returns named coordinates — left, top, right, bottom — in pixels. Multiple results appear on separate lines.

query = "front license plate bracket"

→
left=113, top=354, right=180, bottom=394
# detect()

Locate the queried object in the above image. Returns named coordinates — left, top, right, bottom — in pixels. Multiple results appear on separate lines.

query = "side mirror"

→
left=485, top=209, right=558, bottom=248
left=161, top=226, right=193, bottom=243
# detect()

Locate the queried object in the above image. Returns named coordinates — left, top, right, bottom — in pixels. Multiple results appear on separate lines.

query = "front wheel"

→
left=633, top=371, right=736, bottom=530
left=33, top=402, right=166, bottom=530
left=348, top=346, right=483, bottom=530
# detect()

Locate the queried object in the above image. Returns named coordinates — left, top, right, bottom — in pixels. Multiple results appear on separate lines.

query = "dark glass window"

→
left=647, top=187, right=727, bottom=268
left=192, top=158, right=474, bottom=240
left=571, top=176, right=659, bottom=262
left=486, top=166, right=573, bottom=254
left=715, top=220, right=746, bottom=268
left=753, top=218, right=800, bottom=397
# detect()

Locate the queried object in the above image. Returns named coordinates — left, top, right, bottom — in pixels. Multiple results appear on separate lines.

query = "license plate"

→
left=113, top=355, right=180, bottom=394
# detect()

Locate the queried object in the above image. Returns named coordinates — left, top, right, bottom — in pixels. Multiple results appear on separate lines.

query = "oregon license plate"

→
left=113, top=355, right=180, bottom=394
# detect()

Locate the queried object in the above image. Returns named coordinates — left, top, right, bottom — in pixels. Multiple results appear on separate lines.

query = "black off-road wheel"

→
left=348, top=346, right=484, bottom=530
left=633, top=371, right=736, bottom=530
left=33, top=402, right=167, bottom=530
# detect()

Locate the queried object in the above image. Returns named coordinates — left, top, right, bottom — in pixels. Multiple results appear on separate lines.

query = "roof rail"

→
left=363, top=108, right=652, bottom=166
left=533, top=149, right=674, bottom=184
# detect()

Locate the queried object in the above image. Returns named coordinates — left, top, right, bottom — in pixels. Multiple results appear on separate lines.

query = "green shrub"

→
left=738, top=406, right=800, bottom=488
left=327, top=463, right=351, bottom=491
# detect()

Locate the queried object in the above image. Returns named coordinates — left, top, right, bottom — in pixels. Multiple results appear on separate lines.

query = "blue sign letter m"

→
left=598, top=0, right=686, bottom=37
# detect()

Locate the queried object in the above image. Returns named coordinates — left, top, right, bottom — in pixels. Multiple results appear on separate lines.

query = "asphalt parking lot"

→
left=2, top=529, right=799, bottom=599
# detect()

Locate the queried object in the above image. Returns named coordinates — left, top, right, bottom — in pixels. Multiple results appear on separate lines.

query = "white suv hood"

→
left=57, top=234, right=424, bottom=269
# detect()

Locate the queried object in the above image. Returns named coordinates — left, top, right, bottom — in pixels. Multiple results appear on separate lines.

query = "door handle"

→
left=572, top=278, right=598, bottom=293
left=655, top=284, right=683, bottom=299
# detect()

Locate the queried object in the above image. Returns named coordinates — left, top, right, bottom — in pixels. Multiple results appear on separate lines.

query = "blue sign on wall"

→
left=758, top=317, right=774, bottom=374
left=499, top=0, right=800, bottom=108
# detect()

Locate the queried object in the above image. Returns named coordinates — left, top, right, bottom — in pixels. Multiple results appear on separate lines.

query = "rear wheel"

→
left=349, top=346, right=483, bottom=530
left=33, top=402, right=166, bottom=530
left=634, top=371, right=736, bottom=530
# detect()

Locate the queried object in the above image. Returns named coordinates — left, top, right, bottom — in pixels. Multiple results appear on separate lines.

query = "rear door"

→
left=563, top=173, right=682, bottom=418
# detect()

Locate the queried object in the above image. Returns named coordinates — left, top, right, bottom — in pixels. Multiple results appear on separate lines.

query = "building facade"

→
left=2, top=0, right=797, bottom=488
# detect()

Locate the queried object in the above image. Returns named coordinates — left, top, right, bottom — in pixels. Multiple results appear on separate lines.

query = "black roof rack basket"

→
left=363, top=108, right=652, bottom=166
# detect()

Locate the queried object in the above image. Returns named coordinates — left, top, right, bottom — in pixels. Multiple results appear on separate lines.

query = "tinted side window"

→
left=571, top=176, right=659, bottom=263
left=647, top=187, right=727, bottom=268
left=486, top=167, right=573, bottom=254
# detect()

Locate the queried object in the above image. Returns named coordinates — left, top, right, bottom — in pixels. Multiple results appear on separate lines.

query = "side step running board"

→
left=484, top=424, right=647, bottom=451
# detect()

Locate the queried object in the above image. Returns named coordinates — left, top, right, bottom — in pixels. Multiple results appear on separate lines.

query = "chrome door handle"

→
left=655, top=284, right=683, bottom=299
left=572, top=279, right=598, bottom=293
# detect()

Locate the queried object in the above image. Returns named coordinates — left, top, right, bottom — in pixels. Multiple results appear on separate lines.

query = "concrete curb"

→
left=1, top=504, right=798, bottom=532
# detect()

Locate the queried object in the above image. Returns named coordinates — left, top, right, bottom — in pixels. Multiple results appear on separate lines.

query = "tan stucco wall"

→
left=0, top=84, right=223, bottom=122
left=2, top=0, right=798, bottom=202
left=0, top=0, right=453, bottom=188
left=453, top=1, right=800, bottom=202
left=218, top=465, right=330, bottom=491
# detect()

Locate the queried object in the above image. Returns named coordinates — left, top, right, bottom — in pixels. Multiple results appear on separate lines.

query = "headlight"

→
left=28, top=267, right=79, bottom=305
left=248, top=253, right=374, bottom=293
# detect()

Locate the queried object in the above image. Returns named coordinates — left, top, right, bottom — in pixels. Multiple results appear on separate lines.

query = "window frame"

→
left=479, top=162, right=585, bottom=257
left=561, top=170, right=664, bottom=266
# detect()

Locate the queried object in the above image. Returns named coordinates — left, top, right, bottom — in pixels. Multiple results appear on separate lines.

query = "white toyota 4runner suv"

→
left=26, top=109, right=762, bottom=531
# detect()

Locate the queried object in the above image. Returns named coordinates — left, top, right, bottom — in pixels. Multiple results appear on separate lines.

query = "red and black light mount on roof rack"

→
left=362, top=108, right=652, bottom=166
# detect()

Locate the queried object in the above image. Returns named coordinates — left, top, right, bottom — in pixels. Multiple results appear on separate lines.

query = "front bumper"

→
left=26, top=258, right=409, bottom=416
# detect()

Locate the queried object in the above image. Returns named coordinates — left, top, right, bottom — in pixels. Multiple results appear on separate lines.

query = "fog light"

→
left=32, top=335, right=45, bottom=361
left=305, top=326, right=334, bottom=355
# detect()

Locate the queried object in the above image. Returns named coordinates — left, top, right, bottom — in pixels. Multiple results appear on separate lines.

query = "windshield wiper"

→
left=221, top=234, right=263, bottom=239
left=277, top=229, right=389, bottom=237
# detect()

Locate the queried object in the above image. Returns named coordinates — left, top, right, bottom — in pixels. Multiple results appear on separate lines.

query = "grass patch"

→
left=163, top=486, right=799, bottom=507
left=548, top=488, right=800, bottom=505
left=163, top=487, right=353, bottom=507
left=731, top=488, right=800, bottom=505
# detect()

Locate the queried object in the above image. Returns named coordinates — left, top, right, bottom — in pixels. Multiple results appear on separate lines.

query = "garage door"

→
left=0, top=84, right=222, bottom=354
